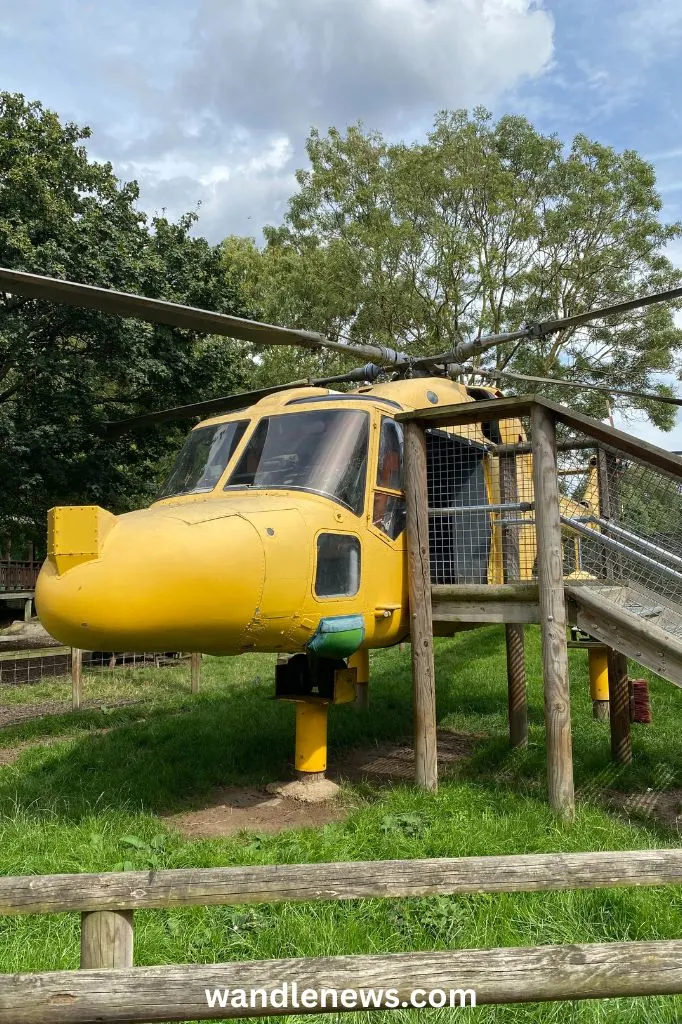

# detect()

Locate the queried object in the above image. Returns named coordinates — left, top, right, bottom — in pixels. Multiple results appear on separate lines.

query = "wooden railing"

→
left=0, top=848, right=681, bottom=1021
left=0, top=559, right=41, bottom=592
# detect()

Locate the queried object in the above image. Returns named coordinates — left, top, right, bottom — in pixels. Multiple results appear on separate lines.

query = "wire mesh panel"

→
left=556, top=426, right=682, bottom=619
left=425, top=414, right=537, bottom=586
left=0, top=646, right=193, bottom=688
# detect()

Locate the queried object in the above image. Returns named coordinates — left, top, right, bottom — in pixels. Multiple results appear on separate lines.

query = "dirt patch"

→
left=0, top=726, right=117, bottom=767
left=166, top=730, right=480, bottom=839
left=0, top=736, right=63, bottom=767
left=604, top=788, right=682, bottom=834
left=330, top=729, right=482, bottom=785
left=0, top=697, right=143, bottom=728
left=165, top=786, right=347, bottom=838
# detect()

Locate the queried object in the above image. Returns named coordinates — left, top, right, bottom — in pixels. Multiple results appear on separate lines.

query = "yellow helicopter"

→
left=2, top=267, right=682, bottom=775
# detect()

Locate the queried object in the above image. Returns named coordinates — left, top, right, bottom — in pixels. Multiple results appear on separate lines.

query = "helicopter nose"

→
left=35, top=504, right=266, bottom=652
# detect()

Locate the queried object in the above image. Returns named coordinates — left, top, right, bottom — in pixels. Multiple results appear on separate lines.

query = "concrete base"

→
left=593, top=699, right=610, bottom=722
left=266, top=777, right=341, bottom=804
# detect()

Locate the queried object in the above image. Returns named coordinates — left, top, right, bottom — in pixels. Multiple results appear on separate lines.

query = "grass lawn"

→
left=0, top=626, right=681, bottom=1022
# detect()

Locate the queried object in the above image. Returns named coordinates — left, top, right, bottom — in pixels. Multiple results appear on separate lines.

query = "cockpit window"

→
left=225, top=409, right=369, bottom=515
left=158, top=420, right=248, bottom=499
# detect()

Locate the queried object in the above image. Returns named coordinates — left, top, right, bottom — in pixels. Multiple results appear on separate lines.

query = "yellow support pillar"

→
left=589, top=647, right=610, bottom=721
left=295, top=701, right=329, bottom=777
left=349, top=649, right=369, bottom=710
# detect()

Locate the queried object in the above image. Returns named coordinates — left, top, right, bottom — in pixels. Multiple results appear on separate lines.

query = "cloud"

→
left=621, top=0, right=682, bottom=63
left=2, top=0, right=554, bottom=239
left=179, top=0, right=554, bottom=138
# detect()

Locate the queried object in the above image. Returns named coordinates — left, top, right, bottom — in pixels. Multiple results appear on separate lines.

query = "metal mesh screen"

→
left=555, top=426, right=682, bottom=626
left=0, top=647, right=192, bottom=688
left=424, top=405, right=682, bottom=646
left=426, top=415, right=537, bottom=586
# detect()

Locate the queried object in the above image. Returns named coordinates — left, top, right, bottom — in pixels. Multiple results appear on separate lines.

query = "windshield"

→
left=225, top=409, right=369, bottom=515
left=158, top=420, right=249, bottom=498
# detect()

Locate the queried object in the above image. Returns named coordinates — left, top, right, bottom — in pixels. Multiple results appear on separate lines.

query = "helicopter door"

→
left=426, top=428, right=490, bottom=585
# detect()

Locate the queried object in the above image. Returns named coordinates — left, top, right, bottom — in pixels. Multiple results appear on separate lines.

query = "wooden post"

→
left=190, top=652, right=201, bottom=694
left=80, top=909, right=134, bottom=969
left=499, top=451, right=528, bottom=748
left=531, top=404, right=574, bottom=819
left=71, top=648, right=83, bottom=710
left=404, top=420, right=438, bottom=792
left=607, top=648, right=632, bottom=765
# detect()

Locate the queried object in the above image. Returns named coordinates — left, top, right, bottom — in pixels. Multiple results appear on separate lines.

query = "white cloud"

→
left=622, top=0, right=682, bottom=62
left=58, top=0, right=554, bottom=237
left=180, top=0, right=554, bottom=139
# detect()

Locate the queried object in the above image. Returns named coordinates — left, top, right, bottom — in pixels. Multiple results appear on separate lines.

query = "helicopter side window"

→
left=376, top=418, right=403, bottom=489
left=225, top=409, right=369, bottom=516
left=373, top=418, right=406, bottom=541
left=315, top=534, right=361, bottom=598
left=157, top=420, right=249, bottom=499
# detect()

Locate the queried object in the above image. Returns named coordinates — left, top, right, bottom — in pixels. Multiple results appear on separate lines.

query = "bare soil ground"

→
left=604, top=787, right=682, bottom=834
left=165, top=730, right=482, bottom=838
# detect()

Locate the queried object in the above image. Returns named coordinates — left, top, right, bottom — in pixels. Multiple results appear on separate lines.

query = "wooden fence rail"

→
left=1, top=848, right=681, bottom=914
left=0, top=849, right=682, bottom=1022
left=4, top=940, right=682, bottom=1023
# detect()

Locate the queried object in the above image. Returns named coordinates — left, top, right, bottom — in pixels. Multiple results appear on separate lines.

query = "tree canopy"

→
left=0, top=92, right=250, bottom=547
left=3, top=97, right=682, bottom=551
left=230, top=108, right=682, bottom=426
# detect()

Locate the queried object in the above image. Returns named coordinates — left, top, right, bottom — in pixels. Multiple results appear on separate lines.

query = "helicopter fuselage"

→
left=35, top=377, right=517, bottom=656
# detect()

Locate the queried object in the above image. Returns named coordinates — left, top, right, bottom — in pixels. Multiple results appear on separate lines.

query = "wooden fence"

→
left=0, top=560, right=40, bottom=592
left=0, top=848, right=681, bottom=1022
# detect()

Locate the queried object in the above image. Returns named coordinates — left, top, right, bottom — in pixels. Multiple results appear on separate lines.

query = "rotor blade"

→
left=534, top=284, right=682, bottom=337
left=469, top=367, right=682, bottom=407
left=104, top=384, right=306, bottom=436
left=416, top=285, right=682, bottom=369
left=105, top=363, right=385, bottom=436
left=0, top=267, right=401, bottom=364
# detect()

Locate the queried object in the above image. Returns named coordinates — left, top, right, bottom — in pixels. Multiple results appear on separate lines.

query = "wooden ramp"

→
left=566, top=582, right=682, bottom=689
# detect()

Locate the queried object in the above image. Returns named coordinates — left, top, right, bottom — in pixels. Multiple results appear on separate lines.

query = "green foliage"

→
left=1, top=636, right=682, bottom=1020
left=0, top=92, right=251, bottom=545
left=231, top=108, right=682, bottom=425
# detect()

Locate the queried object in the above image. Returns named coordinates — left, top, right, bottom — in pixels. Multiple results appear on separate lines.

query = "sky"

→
left=2, top=0, right=682, bottom=446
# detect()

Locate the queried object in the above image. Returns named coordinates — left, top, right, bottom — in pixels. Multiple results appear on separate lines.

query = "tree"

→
left=234, top=109, right=682, bottom=426
left=0, top=93, right=251, bottom=548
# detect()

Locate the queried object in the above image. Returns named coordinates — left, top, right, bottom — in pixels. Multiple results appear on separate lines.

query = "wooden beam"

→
left=0, top=634, right=64, bottom=652
left=547, top=399, right=682, bottom=481
left=431, top=583, right=538, bottom=602
left=71, top=648, right=83, bottom=711
left=531, top=403, right=574, bottom=820
left=566, top=583, right=682, bottom=688
left=190, top=652, right=201, bottom=694
left=499, top=450, right=528, bottom=749
left=2, top=849, right=682, bottom=915
left=608, top=649, right=632, bottom=765
left=404, top=420, right=438, bottom=792
left=396, top=394, right=534, bottom=427
left=431, top=601, right=540, bottom=624
left=397, top=392, right=682, bottom=483
left=3, top=940, right=682, bottom=1022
